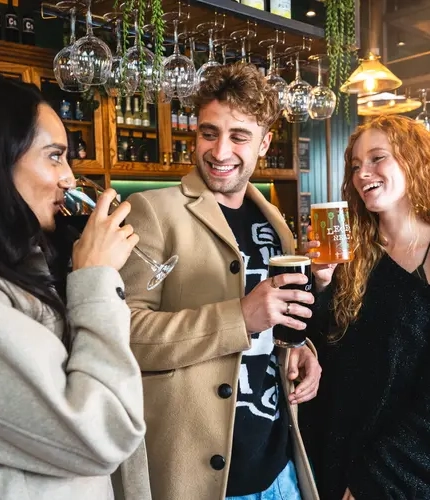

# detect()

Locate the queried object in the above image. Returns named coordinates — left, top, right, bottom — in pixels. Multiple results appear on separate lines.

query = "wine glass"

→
left=260, top=35, right=287, bottom=110
left=103, top=14, right=138, bottom=97
left=162, top=14, right=196, bottom=98
left=307, top=54, right=336, bottom=120
left=195, top=21, right=223, bottom=86
left=70, top=0, right=112, bottom=86
left=415, top=89, right=430, bottom=131
left=53, top=5, right=90, bottom=92
left=285, top=54, right=312, bottom=123
left=231, top=23, right=256, bottom=64
left=62, top=176, right=179, bottom=290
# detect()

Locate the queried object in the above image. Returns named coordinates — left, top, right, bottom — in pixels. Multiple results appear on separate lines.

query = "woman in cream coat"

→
left=0, top=77, right=150, bottom=499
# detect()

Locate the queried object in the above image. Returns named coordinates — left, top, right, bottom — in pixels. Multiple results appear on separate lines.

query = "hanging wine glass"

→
left=62, top=176, right=179, bottom=290
left=285, top=54, right=312, bottom=123
left=213, top=37, right=235, bottom=66
left=125, top=10, right=156, bottom=92
left=260, top=34, right=287, bottom=110
left=415, top=89, right=430, bottom=131
left=103, top=14, right=138, bottom=97
left=195, top=19, right=224, bottom=86
left=231, top=22, right=256, bottom=64
left=53, top=5, right=90, bottom=92
left=307, top=54, right=336, bottom=120
left=70, top=0, right=112, bottom=86
left=162, top=11, right=196, bottom=99
left=178, top=29, right=199, bottom=108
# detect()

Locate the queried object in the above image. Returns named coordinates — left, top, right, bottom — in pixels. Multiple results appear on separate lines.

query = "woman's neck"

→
left=379, top=211, right=430, bottom=250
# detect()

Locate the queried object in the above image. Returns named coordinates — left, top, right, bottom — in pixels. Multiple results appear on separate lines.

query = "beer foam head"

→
left=269, top=255, right=311, bottom=267
left=311, top=201, right=348, bottom=209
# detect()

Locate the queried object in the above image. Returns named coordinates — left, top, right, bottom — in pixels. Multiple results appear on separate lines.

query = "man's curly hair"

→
left=193, top=62, right=281, bottom=131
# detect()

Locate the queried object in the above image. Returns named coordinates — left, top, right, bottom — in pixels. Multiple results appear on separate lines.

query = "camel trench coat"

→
left=121, top=169, right=319, bottom=500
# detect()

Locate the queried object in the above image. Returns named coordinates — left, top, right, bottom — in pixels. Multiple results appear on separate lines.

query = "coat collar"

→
left=181, top=169, right=293, bottom=255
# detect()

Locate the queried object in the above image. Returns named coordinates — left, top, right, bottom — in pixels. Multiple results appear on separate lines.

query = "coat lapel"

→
left=182, top=169, right=240, bottom=254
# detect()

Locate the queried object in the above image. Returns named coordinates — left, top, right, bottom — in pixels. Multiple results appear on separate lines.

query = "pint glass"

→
left=310, top=201, right=354, bottom=265
left=268, top=255, right=312, bottom=348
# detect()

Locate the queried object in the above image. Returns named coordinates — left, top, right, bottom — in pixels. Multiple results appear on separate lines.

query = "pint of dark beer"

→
left=268, top=255, right=312, bottom=348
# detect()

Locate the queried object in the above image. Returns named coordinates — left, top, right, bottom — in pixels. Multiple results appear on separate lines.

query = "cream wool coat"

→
left=122, top=169, right=319, bottom=500
left=0, top=249, right=151, bottom=500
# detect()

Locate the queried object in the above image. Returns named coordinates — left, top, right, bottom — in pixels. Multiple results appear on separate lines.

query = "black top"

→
left=412, top=241, right=430, bottom=282
left=303, top=254, right=430, bottom=500
left=220, top=198, right=291, bottom=496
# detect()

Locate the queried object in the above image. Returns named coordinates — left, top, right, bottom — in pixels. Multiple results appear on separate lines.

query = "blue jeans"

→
left=226, top=460, right=301, bottom=500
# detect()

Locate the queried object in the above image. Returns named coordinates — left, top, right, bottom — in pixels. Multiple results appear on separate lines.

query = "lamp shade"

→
left=340, top=52, right=402, bottom=94
left=357, top=92, right=422, bottom=116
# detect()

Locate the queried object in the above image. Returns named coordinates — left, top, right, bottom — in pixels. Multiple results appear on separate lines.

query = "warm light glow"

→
left=397, top=41, right=406, bottom=47
left=357, top=92, right=422, bottom=116
left=306, top=9, right=316, bottom=17
left=340, top=52, right=402, bottom=94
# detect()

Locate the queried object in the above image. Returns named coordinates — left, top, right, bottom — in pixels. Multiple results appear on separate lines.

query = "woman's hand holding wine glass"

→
left=72, top=188, right=139, bottom=272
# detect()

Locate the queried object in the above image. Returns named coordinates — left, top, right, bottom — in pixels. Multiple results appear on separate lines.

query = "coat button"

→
left=210, top=455, right=226, bottom=471
left=217, top=383, right=233, bottom=399
left=230, top=260, right=240, bottom=274
left=116, top=287, right=125, bottom=300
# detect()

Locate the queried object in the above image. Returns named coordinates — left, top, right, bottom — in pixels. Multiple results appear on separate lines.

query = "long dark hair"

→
left=0, top=77, right=71, bottom=348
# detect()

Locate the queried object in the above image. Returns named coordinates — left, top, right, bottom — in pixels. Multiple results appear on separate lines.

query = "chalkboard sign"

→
left=299, top=137, right=310, bottom=172
left=299, top=192, right=311, bottom=218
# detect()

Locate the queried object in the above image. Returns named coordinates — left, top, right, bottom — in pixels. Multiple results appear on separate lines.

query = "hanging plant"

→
left=115, top=0, right=165, bottom=102
left=324, top=0, right=357, bottom=117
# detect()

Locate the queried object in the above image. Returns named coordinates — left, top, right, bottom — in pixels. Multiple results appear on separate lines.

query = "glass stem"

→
left=295, top=54, right=301, bottom=81
left=85, top=1, right=93, bottom=36
left=268, top=45, right=275, bottom=75
left=115, top=19, right=122, bottom=56
left=69, top=7, right=76, bottom=44
left=221, top=44, right=226, bottom=65
left=208, top=29, right=215, bottom=62
left=173, top=19, right=180, bottom=55
left=241, top=38, right=246, bottom=63
left=317, top=59, right=323, bottom=86
left=133, top=246, right=162, bottom=272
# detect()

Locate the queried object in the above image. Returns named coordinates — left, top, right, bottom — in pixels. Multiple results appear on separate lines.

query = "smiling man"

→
left=121, top=63, right=320, bottom=500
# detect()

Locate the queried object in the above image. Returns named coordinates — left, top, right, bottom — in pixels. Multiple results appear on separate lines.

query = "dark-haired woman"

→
left=0, top=77, right=150, bottom=499
left=304, top=115, right=430, bottom=500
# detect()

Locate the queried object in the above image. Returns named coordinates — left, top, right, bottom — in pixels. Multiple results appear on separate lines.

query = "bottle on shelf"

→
left=300, top=214, right=309, bottom=247
left=120, top=135, right=129, bottom=160
left=21, top=7, right=35, bottom=45
left=76, top=131, right=87, bottom=159
left=171, top=104, right=178, bottom=131
left=124, top=96, right=133, bottom=125
left=75, top=101, right=84, bottom=121
left=277, top=149, right=285, bottom=169
left=59, top=99, right=72, bottom=120
left=5, top=0, right=19, bottom=43
left=180, top=140, right=190, bottom=163
left=241, top=0, right=264, bottom=10
left=133, top=97, right=142, bottom=126
left=142, top=98, right=150, bottom=127
left=117, top=136, right=125, bottom=161
left=116, top=99, right=124, bottom=125
left=189, top=108, right=197, bottom=132
left=269, top=0, right=292, bottom=18
left=140, top=140, right=150, bottom=162
left=128, top=135, right=137, bottom=161
left=178, top=106, right=188, bottom=131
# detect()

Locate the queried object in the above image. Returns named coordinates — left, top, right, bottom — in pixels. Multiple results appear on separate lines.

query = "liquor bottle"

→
left=277, top=150, right=285, bottom=169
left=142, top=98, right=150, bottom=127
left=116, top=100, right=124, bottom=125
left=141, top=141, right=150, bottom=162
left=178, top=106, right=188, bottom=131
left=117, top=136, right=125, bottom=161
left=269, top=0, right=291, bottom=18
left=124, top=96, right=133, bottom=125
left=5, top=0, right=19, bottom=43
left=241, top=0, right=264, bottom=10
left=76, top=132, right=87, bottom=159
left=120, top=135, right=129, bottom=159
left=128, top=135, right=137, bottom=161
left=59, top=99, right=72, bottom=120
left=133, top=97, right=142, bottom=126
left=75, top=101, right=84, bottom=121
left=180, top=140, right=190, bottom=163
left=171, top=104, right=178, bottom=130
left=189, top=109, right=197, bottom=132
left=21, top=7, right=35, bottom=45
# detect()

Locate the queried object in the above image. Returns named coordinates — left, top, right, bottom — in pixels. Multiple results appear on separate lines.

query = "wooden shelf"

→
left=117, top=124, right=157, bottom=132
left=172, top=130, right=197, bottom=137
left=252, top=168, right=296, bottom=181
left=110, top=162, right=194, bottom=178
left=63, top=119, right=93, bottom=127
